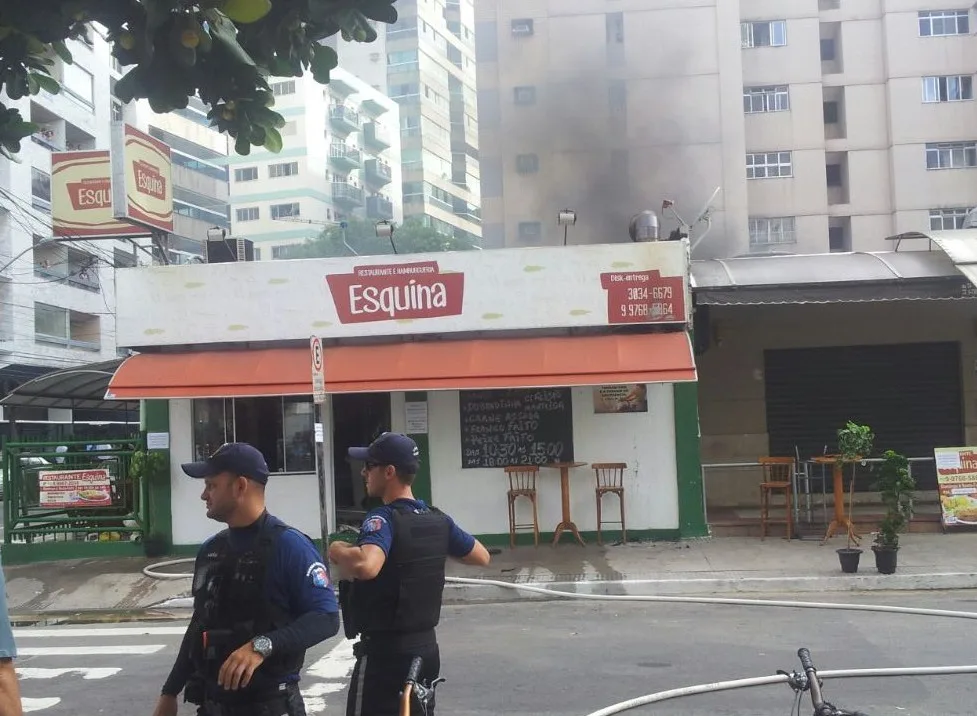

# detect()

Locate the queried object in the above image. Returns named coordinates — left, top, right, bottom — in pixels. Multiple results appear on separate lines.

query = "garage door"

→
left=764, top=341, right=963, bottom=491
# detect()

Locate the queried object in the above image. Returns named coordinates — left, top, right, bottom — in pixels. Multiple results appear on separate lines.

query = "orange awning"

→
left=323, top=331, right=696, bottom=393
left=104, top=348, right=310, bottom=400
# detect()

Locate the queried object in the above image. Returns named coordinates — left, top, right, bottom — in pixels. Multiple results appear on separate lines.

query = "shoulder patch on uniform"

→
left=361, top=515, right=388, bottom=534
left=306, top=561, right=331, bottom=589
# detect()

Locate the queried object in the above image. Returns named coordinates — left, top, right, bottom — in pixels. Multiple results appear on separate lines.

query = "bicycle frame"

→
left=787, top=648, right=869, bottom=716
left=399, top=655, right=444, bottom=716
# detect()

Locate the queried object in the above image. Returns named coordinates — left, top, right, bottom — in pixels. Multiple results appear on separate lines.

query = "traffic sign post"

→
left=310, top=335, right=325, bottom=404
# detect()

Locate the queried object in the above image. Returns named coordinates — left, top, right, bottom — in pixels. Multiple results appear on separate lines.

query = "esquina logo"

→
left=325, top=261, right=465, bottom=324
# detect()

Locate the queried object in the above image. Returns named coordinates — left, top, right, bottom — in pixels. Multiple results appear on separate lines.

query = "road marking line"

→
left=18, top=645, right=165, bottom=656
left=22, top=697, right=61, bottom=712
left=18, top=667, right=122, bottom=680
left=306, top=638, right=356, bottom=680
left=14, top=626, right=187, bottom=638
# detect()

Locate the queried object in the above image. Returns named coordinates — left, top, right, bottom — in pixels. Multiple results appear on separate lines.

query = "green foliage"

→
left=287, top=216, right=479, bottom=259
left=836, top=420, right=874, bottom=549
left=873, top=450, right=915, bottom=550
left=0, top=0, right=397, bottom=158
left=130, top=447, right=166, bottom=481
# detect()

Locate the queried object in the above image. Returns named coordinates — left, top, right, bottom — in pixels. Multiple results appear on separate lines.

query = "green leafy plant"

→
left=130, top=447, right=166, bottom=481
left=287, top=216, right=480, bottom=258
left=836, top=421, right=875, bottom=550
left=0, top=0, right=397, bottom=158
left=873, top=450, right=915, bottom=550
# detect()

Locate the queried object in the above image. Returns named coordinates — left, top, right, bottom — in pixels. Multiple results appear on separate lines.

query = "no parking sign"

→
left=310, top=335, right=325, bottom=403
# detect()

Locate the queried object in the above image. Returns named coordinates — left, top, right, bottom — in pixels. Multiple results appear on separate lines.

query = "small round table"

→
left=545, top=461, right=587, bottom=546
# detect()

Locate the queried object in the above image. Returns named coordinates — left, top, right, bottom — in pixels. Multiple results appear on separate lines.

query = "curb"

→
left=9, top=608, right=194, bottom=627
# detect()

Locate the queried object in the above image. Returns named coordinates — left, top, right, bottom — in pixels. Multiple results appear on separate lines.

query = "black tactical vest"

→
left=350, top=503, right=451, bottom=635
left=189, top=512, right=305, bottom=701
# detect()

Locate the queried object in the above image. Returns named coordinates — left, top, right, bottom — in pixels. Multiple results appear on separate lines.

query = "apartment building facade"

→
left=226, top=68, right=403, bottom=259
left=475, top=0, right=977, bottom=258
left=338, top=0, right=483, bottom=248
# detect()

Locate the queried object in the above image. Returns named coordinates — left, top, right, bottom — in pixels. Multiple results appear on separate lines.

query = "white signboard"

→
left=310, top=336, right=325, bottom=404
left=405, top=401, right=428, bottom=434
left=116, top=241, right=691, bottom=348
left=39, top=469, right=112, bottom=508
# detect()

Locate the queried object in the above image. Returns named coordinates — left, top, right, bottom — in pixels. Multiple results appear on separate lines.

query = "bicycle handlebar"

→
left=797, top=648, right=814, bottom=673
left=406, top=656, right=423, bottom=686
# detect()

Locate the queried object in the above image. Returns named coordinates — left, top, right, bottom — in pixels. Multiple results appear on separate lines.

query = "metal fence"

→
left=1, top=437, right=147, bottom=546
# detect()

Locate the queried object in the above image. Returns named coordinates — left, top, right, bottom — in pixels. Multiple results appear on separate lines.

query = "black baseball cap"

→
left=181, top=442, right=271, bottom=484
left=348, top=432, right=420, bottom=474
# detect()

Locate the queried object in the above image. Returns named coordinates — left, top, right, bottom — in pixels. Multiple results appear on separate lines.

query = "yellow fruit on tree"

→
left=181, top=30, right=200, bottom=48
left=221, top=0, right=273, bottom=24
left=119, top=32, right=135, bottom=50
left=222, top=108, right=235, bottom=120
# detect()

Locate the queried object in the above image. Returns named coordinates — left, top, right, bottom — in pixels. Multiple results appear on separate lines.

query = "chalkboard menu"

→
left=459, top=388, right=574, bottom=469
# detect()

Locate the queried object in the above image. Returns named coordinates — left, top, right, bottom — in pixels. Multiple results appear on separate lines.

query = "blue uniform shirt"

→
left=0, top=554, right=16, bottom=659
left=357, top=498, right=476, bottom=558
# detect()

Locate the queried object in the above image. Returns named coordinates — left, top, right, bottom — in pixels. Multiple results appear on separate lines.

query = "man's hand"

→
left=150, top=694, right=178, bottom=716
left=217, top=643, right=265, bottom=691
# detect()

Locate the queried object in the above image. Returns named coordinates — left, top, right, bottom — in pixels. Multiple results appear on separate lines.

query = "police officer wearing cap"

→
left=328, top=432, right=491, bottom=716
left=151, top=443, right=340, bottom=716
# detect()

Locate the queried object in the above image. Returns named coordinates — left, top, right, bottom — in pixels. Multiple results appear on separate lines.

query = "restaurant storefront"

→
left=104, top=240, right=707, bottom=552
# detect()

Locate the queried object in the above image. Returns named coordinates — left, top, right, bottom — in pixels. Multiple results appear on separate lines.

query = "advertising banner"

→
left=51, top=150, right=149, bottom=238
left=934, top=446, right=977, bottom=527
left=112, top=123, right=174, bottom=233
left=38, top=468, right=112, bottom=508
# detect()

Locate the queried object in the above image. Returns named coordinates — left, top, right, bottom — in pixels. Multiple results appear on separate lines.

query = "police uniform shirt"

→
left=357, top=498, right=476, bottom=558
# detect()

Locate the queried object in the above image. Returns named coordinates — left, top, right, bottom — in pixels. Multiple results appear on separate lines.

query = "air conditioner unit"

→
left=206, top=236, right=255, bottom=263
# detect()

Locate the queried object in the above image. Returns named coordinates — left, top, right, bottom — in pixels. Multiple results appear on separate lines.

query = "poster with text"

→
left=39, top=468, right=112, bottom=508
left=934, top=447, right=977, bottom=528
left=593, top=384, right=648, bottom=414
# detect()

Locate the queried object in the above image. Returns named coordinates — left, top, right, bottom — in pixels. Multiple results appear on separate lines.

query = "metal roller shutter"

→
left=764, top=341, right=963, bottom=491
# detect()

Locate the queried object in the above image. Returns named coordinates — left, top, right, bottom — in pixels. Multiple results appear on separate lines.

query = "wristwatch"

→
left=251, top=635, right=273, bottom=658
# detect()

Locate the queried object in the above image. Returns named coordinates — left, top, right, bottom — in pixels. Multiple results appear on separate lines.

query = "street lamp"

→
left=375, top=219, right=398, bottom=254
left=558, top=209, right=577, bottom=246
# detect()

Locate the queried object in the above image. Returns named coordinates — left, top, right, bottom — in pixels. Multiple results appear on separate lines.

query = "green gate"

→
left=1, top=437, right=150, bottom=563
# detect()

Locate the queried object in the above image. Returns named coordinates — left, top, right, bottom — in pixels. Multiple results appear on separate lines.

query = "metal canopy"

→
left=921, top=229, right=977, bottom=288
left=0, top=359, right=140, bottom=411
left=691, top=250, right=972, bottom=306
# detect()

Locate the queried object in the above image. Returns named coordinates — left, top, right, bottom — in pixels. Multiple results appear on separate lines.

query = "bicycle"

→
left=779, top=648, right=870, bottom=716
left=399, top=655, right=445, bottom=716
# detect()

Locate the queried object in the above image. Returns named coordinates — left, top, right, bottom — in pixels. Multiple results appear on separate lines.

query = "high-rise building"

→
left=226, top=68, right=403, bottom=260
left=337, top=0, right=483, bottom=247
left=475, top=1, right=977, bottom=258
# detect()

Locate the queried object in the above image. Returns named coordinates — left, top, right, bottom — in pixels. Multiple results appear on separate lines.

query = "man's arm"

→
left=0, top=557, right=21, bottom=716
left=327, top=509, right=393, bottom=581
left=446, top=516, right=491, bottom=567
left=161, top=613, right=200, bottom=696
left=456, top=538, right=491, bottom=566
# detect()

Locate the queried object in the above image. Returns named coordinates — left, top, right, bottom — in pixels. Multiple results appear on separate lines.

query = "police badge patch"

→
left=361, top=515, right=387, bottom=534
left=307, top=561, right=331, bottom=589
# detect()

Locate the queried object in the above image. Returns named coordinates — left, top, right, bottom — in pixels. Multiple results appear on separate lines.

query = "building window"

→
left=270, top=80, right=296, bottom=96
left=517, top=221, right=542, bottom=244
left=741, top=20, right=787, bottom=48
left=606, top=12, right=624, bottom=44
left=922, top=75, right=974, bottom=103
left=826, top=163, right=843, bottom=187
left=33, top=302, right=100, bottom=350
left=743, top=85, right=790, bottom=113
left=236, top=207, right=260, bottom=222
left=62, top=62, right=94, bottom=106
left=270, top=202, right=301, bottom=219
left=918, top=9, right=970, bottom=37
left=926, top=141, right=977, bottom=169
left=511, top=18, right=534, bottom=36
left=930, top=207, right=973, bottom=230
left=828, top=226, right=849, bottom=252
left=513, top=86, right=536, bottom=105
left=191, top=397, right=315, bottom=473
left=268, top=161, right=299, bottom=178
left=823, top=101, right=840, bottom=124
left=515, top=154, right=538, bottom=174
left=746, top=151, right=793, bottom=179
left=31, top=167, right=51, bottom=205
left=235, top=167, right=258, bottom=182
left=749, top=217, right=796, bottom=248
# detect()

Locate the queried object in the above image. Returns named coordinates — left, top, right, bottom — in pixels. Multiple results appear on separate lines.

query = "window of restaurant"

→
left=192, top=397, right=315, bottom=474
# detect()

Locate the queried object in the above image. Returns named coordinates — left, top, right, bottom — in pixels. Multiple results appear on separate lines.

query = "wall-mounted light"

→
left=558, top=209, right=577, bottom=246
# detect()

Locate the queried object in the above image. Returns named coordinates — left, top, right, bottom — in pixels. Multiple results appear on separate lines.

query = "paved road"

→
left=13, top=591, right=977, bottom=715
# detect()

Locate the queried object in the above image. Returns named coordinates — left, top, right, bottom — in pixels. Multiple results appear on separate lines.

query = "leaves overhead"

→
left=0, top=0, right=398, bottom=159
left=287, top=216, right=480, bottom=259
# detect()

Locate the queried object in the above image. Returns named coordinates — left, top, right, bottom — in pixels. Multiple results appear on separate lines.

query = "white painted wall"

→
left=425, top=385, right=679, bottom=536
left=168, top=399, right=322, bottom=546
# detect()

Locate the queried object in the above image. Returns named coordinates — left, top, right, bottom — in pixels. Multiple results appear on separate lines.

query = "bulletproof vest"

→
left=189, top=513, right=304, bottom=700
left=351, top=503, right=451, bottom=635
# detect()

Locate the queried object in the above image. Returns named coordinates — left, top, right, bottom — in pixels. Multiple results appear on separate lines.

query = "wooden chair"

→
left=592, top=462, right=627, bottom=546
left=504, top=465, right=540, bottom=548
left=759, top=456, right=795, bottom=540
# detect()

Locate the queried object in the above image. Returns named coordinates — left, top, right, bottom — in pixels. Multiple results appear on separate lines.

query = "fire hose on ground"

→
left=142, top=560, right=977, bottom=714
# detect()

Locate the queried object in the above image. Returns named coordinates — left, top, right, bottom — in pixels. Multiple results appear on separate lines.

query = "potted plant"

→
left=871, top=450, right=915, bottom=574
left=835, top=421, right=874, bottom=573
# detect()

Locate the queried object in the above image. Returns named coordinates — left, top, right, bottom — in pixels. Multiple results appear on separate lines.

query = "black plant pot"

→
left=872, top=545, right=898, bottom=575
left=837, top=547, right=862, bottom=573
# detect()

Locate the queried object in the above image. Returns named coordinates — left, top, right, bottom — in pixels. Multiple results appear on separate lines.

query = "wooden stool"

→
left=759, top=456, right=794, bottom=540
left=504, top=465, right=540, bottom=548
left=592, top=462, right=627, bottom=546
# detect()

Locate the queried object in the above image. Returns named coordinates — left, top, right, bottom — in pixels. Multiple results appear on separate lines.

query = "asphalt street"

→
left=13, top=590, right=977, bottom=715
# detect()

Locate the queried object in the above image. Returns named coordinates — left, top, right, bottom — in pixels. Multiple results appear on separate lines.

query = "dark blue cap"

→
left=348, top=432, right=420, bottom=474
left=181, top=442, right=271, bottom=484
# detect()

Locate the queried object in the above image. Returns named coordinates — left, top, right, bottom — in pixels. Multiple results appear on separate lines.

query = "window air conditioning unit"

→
left=206, top=236, right=255, bottom=263
left=511, top=19, right=534, bottom=36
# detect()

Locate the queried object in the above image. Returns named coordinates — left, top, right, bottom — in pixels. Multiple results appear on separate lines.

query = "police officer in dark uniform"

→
left=327, top=432, right=491, bottom=716
left=150, top=442, right=341, bottom=716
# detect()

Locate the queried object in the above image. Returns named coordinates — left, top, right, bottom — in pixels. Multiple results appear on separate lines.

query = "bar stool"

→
left=592, top=462, right=627, bottom=546
left=759, top=456, right=795, bottom=540
left=504, top=465, right=540, bottom=548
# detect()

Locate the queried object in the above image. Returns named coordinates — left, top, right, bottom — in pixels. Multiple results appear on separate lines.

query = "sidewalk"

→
left=5, top=533, right=977, bottom=622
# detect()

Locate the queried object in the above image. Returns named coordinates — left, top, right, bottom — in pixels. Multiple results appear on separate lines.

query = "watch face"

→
left=253, top=637, right=272, bottom=655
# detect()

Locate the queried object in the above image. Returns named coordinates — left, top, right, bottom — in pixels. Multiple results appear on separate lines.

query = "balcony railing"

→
left=362, top=122, right=391, bottom=149
left=364, top=158, right=393, bottom=185
left=366, top=195, right=394, bottom=220
left=328, top=143, right=362, bottom=169
left=331, top=182, right=364, bottom=206
left=329, top=104, right=360, bottom=132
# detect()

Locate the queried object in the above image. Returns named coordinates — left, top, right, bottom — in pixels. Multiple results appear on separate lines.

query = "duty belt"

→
left=200, top=682, right=299, bottom=715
